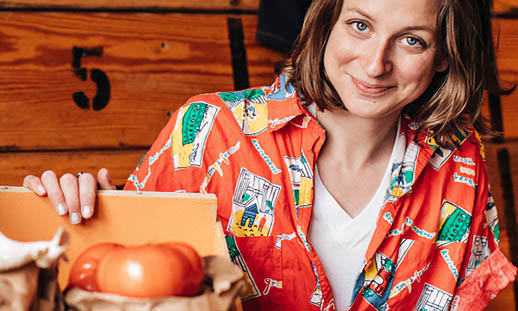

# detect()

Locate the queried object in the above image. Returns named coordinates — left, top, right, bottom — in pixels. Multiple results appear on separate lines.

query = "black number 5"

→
left=71, top=46, right=111, bottom=111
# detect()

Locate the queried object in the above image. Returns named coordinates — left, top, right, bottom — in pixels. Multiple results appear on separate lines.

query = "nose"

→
left=362, top=39, right=393, bottom=77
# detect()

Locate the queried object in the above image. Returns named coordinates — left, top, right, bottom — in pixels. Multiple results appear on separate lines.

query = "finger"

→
left=59, top=173, right=81, bottom=224
left=41, top=170, right=68, bottom=216
left=97, top=168, right=116, bottom=190
left=78, top=172, right=96, bottom=219
left=23, top=175, right=47, bottom=196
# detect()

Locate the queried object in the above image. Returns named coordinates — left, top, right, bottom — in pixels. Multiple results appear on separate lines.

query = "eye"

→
left=352, top=21, right=369, bottom=32
left=404, top=36, right=425, bottom=47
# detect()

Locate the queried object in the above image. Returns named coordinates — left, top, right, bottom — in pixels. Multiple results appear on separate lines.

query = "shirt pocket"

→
left=385, top=239, right=437, bottom=309
left=226, top=235, right=283, bottom=310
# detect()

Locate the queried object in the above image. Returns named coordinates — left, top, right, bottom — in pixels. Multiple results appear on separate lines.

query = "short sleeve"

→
left=123, top=96, right=222, bottom=193
left=451, top=147, right=517, bottom=310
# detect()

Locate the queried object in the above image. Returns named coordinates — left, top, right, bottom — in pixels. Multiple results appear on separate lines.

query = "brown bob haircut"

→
left=280, top=0, right=515, bottom=144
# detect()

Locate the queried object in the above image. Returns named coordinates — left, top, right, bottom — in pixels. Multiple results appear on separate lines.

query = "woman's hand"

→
left=22, top=168, right=116, bottom=224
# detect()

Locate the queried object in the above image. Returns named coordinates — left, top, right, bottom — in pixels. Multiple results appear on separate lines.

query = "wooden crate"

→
left=0, top=187, right=224, bottom=287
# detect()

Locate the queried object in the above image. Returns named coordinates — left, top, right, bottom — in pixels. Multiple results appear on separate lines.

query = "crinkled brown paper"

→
left=0, top=228, right=68, bottom=311
left=65, top=255, right=246, bottom=311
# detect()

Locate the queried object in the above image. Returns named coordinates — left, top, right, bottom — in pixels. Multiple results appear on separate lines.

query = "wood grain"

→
left=0, top=149, right=145, bottom=187
left=0, top=14, right=283, bottom=185
left=485, top=141, right=518, bottom=311
left=486, top=141, right=518, bottom=223
left=0, top=0, right=260, bottom=11
left=0, top=0, right=512, bottom=15
left=0, top=13, right=217, bottom=150
left=494, top=0, right=518, bottom=15
left=487, top=283, right=516, bottom=311
left=486, top=142, right=518, bottom=251
left=493, top=18, right=518, bottom=139
left=0, top=12, right=235, bottom=151
left=0, top=13, right=283, bottom=151
left=241, top=15, right=287, bottom=87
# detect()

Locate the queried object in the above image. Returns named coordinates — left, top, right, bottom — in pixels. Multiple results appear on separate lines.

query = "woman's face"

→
left=323, top=0, right=446, bottom=121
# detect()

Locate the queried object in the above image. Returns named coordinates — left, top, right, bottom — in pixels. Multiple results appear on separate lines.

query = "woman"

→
left=23, top=0, right=516, bottom=310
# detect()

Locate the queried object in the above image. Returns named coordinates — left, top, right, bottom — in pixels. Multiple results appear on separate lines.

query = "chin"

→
left=343, top=103, right=402, bottom=121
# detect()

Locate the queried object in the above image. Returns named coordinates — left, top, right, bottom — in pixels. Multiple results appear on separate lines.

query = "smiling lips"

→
left=351, top=76, right=394, bottom=95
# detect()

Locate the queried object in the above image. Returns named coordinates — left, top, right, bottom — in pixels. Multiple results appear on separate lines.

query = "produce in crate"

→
left=68, top=242, right=122, bottom=292
left=0, top=227, right=68, bottom=271
left=65, top=256, right=246, bottom=311
left=68, top=241, right=204, bottom=298
left=158, top=241, right=204, bottom=295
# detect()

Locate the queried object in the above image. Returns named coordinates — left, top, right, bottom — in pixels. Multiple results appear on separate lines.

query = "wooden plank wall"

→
left=487, top=2, right=518, bottom=310
left=0, top=0, right=285, bottom=186
left=0, top=1, right=516, bottom=309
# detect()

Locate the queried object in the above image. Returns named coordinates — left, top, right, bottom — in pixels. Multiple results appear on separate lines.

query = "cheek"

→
left=324, top=39, right=355, bottom=81
left=398, top=57, right=437, bottom=89
left=323, top=35, right=338, bottom=75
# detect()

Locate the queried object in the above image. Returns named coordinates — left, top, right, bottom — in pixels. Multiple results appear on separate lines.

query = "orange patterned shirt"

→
left=124, top=75, right=516, bottom=310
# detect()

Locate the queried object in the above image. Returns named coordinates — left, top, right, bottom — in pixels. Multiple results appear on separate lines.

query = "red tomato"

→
left=159, top=242, right=204, bottom=296
left=96, top=244, right=196, bottom=298
left=68, top=242, right=122, bottom=291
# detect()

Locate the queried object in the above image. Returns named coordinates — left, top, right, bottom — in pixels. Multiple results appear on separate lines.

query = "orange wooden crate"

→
left=0, top=186, right=227, bottom=289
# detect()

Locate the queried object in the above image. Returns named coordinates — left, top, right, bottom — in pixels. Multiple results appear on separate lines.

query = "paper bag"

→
left=0, top=228, right=68, bottom=311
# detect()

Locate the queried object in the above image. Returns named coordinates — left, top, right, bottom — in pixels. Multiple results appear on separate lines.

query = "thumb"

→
left=97, top=168, right=116, bottom=190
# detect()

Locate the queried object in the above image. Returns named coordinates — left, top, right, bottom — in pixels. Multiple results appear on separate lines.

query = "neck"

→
left=316, top=108, right=399, bottom=170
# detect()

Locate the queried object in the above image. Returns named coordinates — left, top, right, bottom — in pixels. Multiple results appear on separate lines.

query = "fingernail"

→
left=57, top=203, right=67, bottom=216
left=37, top=186, right=46, bottom=195
left=70, top=212, right=81, bottom=224
left=82, top=206, right=93, bottom=218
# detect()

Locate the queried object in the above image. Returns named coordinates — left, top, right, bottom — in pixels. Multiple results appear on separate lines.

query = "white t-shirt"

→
left=307, top=105, right=404, bottom=310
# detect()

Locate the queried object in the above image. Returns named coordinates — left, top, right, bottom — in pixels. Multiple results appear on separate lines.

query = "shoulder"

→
left=179, top=85, right=272, bottom=137
left=455, top=127, right=486, bottom=166
left=178, top=76, right=301, bottom=137
left=406, top=123, right=488, bottom=193
left=425, top=127, right=487, bottom=192
left=182, top=79, right=285, bottom=110
left=180, top=82, right=277, bottom=117
left=419, top=123, right=486, bottom=165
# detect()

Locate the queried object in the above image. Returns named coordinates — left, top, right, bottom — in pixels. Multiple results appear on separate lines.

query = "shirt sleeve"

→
left=451, top=142, right=517, bottom=310
left=123, top=95, right=221, bottom=193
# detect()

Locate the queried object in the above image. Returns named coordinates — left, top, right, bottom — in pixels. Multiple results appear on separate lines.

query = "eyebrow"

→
left=347, top=7, right=435, bottom=33
left=349, top=7, right=376, bottom=22
left=402, top=26, right=435, bottom=33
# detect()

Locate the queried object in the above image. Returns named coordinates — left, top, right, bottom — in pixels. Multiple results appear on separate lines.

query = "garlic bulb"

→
left=0, top=227, right=69, bottom=271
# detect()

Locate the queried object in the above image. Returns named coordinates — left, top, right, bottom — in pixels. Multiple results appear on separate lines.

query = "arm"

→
left=452, top=148, right=517, bottom=310
left=123, top=96, right=221, bottom=194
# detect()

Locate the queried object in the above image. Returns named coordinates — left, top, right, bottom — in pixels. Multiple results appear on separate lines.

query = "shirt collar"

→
left=264, top=75, right=309, bottom=132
